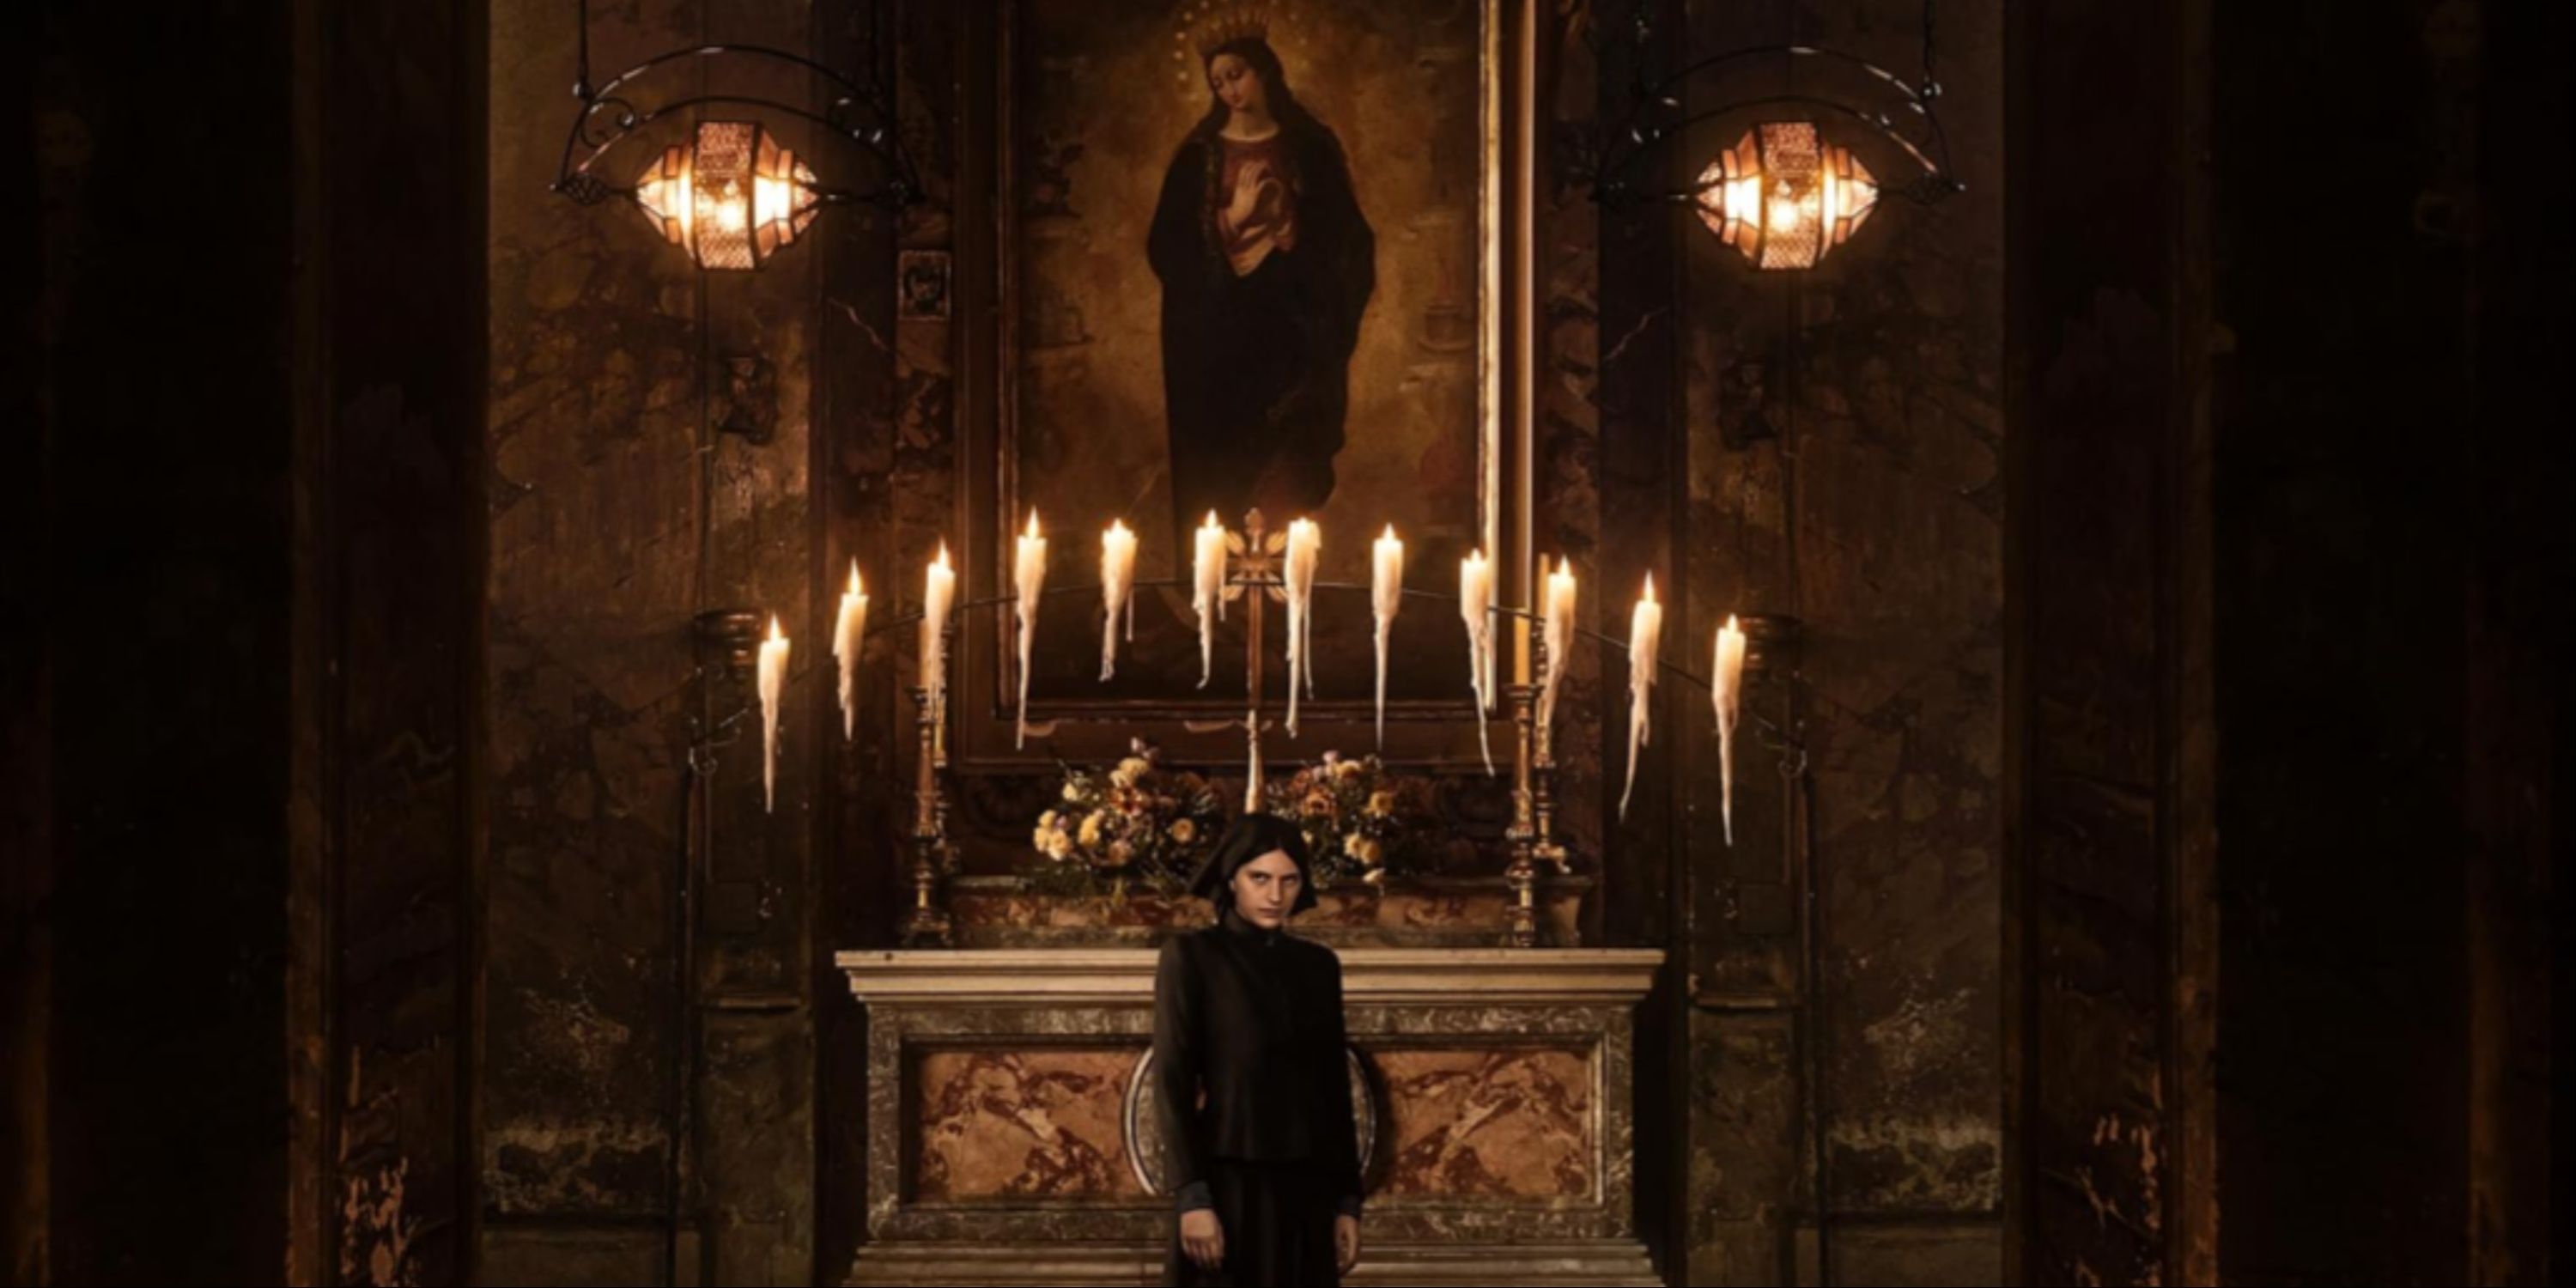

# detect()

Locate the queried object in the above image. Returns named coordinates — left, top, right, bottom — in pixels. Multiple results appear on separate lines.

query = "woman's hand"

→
left=1334, top=1213, right=1362, bottom=1274
left=1225, top=161, right=1271, bottom=228
left=1181, top=1207, right=1225, bottom=1271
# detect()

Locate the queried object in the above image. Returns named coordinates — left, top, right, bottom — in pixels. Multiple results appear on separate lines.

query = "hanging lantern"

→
left=632, top=121, right=823, bottom=271
left=1692, top=122, right=1880, bottom=270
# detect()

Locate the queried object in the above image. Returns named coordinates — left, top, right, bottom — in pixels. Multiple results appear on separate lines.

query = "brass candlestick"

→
left=1502, top=614, right=1567, bottom=947
left=1503, top=677, right=1540, bottom=948
left=898, top=621, right=957, bottom=948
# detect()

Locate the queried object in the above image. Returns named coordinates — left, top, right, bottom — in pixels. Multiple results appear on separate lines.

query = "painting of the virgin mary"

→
left=1001, top=0, right=1490, bottom=713
left=1148, top=29, right=1376, bottom=552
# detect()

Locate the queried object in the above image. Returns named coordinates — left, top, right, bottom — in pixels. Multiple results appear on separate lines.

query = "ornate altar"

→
left=835, top=946, right=1662, bottom=1285
left=834, top=494, right=1685, bottom=1285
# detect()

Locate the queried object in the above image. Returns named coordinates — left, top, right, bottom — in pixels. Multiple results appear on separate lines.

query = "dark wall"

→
left=27, top=3, right=302, bottom=1279
left=477, top=0, right=897, bottom=1279
left=2011, top=0, right=2569, bottom=1283
left=314, top=0, right=487, bottom=1281
left=2208, top=0, right=2566, bottom=1283
left=2006, top=0, right=2214, bottom=1278
left=1649, top=0, right=2012, bottom=1280
left=17, top=0, right=486, bottom=1282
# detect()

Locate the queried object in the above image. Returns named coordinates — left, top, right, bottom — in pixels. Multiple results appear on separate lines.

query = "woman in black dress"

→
left=1154, top=814, right=1365, bottom=1285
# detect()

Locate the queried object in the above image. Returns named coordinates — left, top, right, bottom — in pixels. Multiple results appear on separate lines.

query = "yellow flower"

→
left=1078, top=811, right=1104, bottom=848
left=1039, top=810, right=1059, bottom=829
left=1334, top=759, right=1364, bottom=781
left=1103, top=841, right=1134, bottom=869
left=1167, top=817, right=1197, bottom=844
left=1111, top=756, right=1151, bottom=789
left=1349, top=836, right=1384, bottom=867
left=1062, top=782, right=1084, bottom=802
left=1365, top=791, right=1395, bottom=818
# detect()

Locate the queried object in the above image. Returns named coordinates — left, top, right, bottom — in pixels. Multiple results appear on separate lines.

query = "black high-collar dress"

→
left=1152, top=904, right=1365, bottom=1286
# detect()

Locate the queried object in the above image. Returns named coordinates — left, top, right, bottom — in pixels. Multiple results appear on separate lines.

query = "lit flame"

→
left=1693, top=123, right=1879, bottom=270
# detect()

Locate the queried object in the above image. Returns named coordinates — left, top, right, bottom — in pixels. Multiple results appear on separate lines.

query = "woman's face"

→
left=1230, top=849, right=1303, bottom=928
left=1207, top=52, right=1267, bottom=116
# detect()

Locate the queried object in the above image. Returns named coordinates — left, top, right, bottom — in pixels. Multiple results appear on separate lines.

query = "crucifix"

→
left=1182, top=508, right=1296, bottom=814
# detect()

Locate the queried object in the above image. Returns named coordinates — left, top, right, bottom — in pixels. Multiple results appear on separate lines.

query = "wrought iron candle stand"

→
left=865, top=512, right=1801, bottom=951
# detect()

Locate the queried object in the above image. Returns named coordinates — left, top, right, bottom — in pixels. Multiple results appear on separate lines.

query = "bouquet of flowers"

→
left=1263, top=750, right=1432, bottom=889
left=1024, top=740, right=1228, bottom=896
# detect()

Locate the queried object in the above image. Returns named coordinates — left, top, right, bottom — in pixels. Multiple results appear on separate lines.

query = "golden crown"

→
left=1175, top=1, right=1276, bottom=62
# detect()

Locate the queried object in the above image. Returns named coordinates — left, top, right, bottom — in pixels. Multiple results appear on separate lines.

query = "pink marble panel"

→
left=913, top=1047, right=1145, bottom=1201
left=1374, top=1047, right=1594, bottom=1200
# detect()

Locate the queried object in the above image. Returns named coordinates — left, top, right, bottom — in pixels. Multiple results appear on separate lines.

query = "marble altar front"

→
left=836, top=946, right=1664, bottom=1285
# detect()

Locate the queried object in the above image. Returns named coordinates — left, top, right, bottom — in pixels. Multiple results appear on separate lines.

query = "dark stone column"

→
left=29, top=3, right=303, bottom=1279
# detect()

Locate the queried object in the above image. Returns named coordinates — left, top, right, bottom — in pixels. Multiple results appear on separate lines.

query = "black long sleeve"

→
left=1152, top=935, right=1214, bottom=1212
left=1320, top=952, right=1364, bottom=1219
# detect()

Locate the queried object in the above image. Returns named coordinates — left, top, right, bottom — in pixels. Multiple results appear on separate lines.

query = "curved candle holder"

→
left=846, top=513, right=1805, bottom=948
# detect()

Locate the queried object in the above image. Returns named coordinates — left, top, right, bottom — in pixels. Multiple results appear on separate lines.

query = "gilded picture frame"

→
left=952, top=0, right=1540, bottom=769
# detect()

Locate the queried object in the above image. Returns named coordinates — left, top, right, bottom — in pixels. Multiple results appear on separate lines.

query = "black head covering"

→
left=1189, top=812, right=1319, bottom=915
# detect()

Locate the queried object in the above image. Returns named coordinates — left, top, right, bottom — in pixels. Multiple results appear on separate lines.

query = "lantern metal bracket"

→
left=1583, top=1, right=1964, bottom=214
left=548, top=0, right=920, bottom=216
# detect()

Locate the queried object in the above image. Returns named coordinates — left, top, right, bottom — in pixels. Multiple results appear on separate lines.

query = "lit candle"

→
left=1370, top=525, right=1404, bottom=748
left=1619, top=574, right=1663, bottom=819
left=1283, top=517, right=1320, bottom=737
left=757, top=615, right=790, bottom=814
left=1459, top=548, right=1495, bottom=775
left=1013, top=510, right=1048, bottom=749
left=1193, top=512, right=1227, bottom=688
left=1712, top=614, right=1747, bottom=844
left=1098, top=519, right=1138, bottom=681
left=921, top=542, right=956, bottom=718
left=832, top=561, right=869, bottom=740
left=1539, top=555, right=1577, bottom=739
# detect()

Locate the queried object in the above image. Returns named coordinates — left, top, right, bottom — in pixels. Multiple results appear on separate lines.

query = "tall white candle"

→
left=1193, top=511, right=1227, bottom=688
left=758, top=615, right=790, bottom=814
left=1619, top=574, right=1663, bottom=819
left=921, top=543, right=956, bottom=720
left=1459, top=548, right=1495, bottom=774
left=1012, top=510, right=1048, bottom=749
left=832, top=561, right=869, bottom=740
left=1282, top=517, right=1320, bottom=737
left=1539, top=555, right=1577, bottom=740
left=1370, top=525, right=1404, bottom=749
left=1712, top=614, right=1747, bottom=844
left=1098, top=519, right=1138, bottom=681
